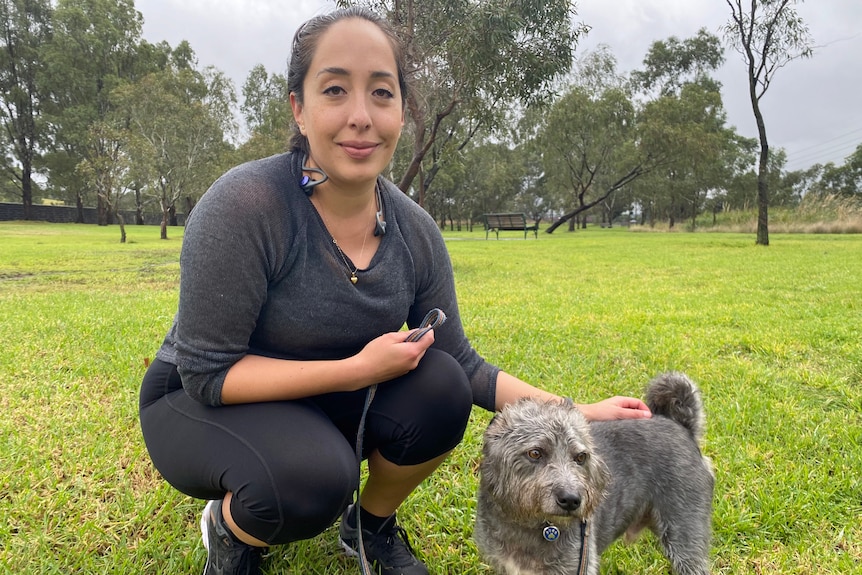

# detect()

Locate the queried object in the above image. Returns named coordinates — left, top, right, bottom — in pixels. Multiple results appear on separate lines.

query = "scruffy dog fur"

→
left=475, top=372, right=714, bottom=575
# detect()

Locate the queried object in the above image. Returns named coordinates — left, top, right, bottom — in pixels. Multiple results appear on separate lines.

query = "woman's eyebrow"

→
left=317, top=66, right=349, bottom=78
left=316, top=67, right=395, bottom=80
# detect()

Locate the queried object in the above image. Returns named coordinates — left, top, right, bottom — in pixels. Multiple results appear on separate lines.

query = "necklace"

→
left=315, top=197, right=372, bottom=285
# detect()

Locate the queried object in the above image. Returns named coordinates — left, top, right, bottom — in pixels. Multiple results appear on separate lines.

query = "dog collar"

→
left=542, top=521, right=590, bottom=575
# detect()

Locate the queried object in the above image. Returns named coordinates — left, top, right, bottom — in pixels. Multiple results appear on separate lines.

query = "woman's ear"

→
left=290, top=93, right=305, bottom=134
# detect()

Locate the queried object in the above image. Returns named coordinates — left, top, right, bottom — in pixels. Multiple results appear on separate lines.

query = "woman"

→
left=139, top=7, right=650, bottom=575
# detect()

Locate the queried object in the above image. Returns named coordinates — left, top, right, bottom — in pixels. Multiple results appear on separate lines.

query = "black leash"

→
left=353, top=308, right=447, bottom=574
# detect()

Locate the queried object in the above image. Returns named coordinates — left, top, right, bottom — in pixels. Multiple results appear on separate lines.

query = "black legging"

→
left=139, top=349, right=473, bottom=545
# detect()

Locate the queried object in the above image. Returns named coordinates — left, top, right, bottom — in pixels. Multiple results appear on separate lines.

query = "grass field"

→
left=1, top=221, right=860, bottom=574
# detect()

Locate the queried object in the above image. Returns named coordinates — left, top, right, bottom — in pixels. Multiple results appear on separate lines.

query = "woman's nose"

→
left=348, top=95, right=372, bottom=130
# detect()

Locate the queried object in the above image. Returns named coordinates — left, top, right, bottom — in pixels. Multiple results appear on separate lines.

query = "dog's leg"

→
left=656, top=522, right=711, bottom=575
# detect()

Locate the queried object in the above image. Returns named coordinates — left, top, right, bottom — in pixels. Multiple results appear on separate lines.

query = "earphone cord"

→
left=352, top=308, right=447, bottom=575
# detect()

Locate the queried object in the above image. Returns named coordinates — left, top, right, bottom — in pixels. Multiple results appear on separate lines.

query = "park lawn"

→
left=0, top=221, right=860, bottom=574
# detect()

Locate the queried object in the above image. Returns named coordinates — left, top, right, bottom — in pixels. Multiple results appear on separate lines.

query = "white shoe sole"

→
left=201, top=500, right=218, bottom=552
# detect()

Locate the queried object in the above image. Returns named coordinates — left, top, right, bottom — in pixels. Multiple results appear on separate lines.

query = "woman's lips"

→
left=340, top=142, right=379, bottom=159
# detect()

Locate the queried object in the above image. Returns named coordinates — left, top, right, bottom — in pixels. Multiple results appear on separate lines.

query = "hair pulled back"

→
left=287, top=7, right=408, bottom=155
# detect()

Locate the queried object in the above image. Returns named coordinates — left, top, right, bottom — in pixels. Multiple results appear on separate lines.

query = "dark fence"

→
left=0, top=203, right=185, bottom=226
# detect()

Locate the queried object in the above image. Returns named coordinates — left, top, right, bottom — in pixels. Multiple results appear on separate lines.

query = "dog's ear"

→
left=483, top=411, right=507, bottom=442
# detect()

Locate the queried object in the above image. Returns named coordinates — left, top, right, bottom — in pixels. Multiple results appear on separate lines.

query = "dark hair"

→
left=287, top=7, right=408, bottom=154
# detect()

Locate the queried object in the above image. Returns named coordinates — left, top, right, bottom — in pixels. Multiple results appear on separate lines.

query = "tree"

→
left=0, top=0, right=52, bottom=219
left=40, top=0, right=150, bottom=224
left=723, top=0, right=813, bottom=245
left=631, top=30, right=729, bottom=230
left=114, top=52, right=234, bottom=239
left=75, top=121, right=130, bottom=241
left=539, top=85, right=640, bottom=232
left=338, top=0, right=584, bottom=205
left=236, top=64, right=290, bottom=163
left=638, top=81, right=730, bottom=230
left=535, top=48, right=656, bottom=233
left=819, top=144, right=862, bottom=197
left=632, top=28, right=725, bottom=97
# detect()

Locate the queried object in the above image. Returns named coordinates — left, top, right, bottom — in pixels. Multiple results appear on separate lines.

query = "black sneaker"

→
left=200, top=499, right=265, bottom=575
left=339, top=504, right=429, bottom=575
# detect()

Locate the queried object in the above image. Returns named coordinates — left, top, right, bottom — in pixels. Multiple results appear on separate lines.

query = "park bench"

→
left=482, top=212, right=539, bottom=239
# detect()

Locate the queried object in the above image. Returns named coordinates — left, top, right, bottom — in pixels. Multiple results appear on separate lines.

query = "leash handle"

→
left=405, top=308, right=446, bottom=342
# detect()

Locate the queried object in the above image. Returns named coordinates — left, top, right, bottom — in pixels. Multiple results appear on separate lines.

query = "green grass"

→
left=1, top=221, right=860, bottom=574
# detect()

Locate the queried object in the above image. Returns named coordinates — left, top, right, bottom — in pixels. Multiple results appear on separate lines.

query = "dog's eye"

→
left=573, top=452, right=588, bottom=465
left=527, top=448, right=543, bottom=460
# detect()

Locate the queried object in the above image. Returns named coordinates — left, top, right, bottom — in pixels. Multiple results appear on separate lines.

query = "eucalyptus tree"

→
left=631, top=29, right=729, bottom=230
left=539, top=85, right=638, bottom=232
left=337, top=0, right=584, bottom=206
left=113, top=50, right=235, bottom=239
left=534, top=47, right=657, bottom=233
left=40, top=0, right=150, bottom=224
left=457, top=140, right=524, bottom=222
left=236, top=64, right=290, bottom=163
left=819, top=144, right=862, bottom=197
left=0, top=0, right=52, bottom=219
left=632, top=28, right=725, bottom=97
left=637, top=80, right=730, bottom=230
left=723, top=0, right=814, bottom=245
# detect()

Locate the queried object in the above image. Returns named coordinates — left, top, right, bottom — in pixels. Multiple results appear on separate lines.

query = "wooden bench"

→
left=482, top=213, right=539, bottom=239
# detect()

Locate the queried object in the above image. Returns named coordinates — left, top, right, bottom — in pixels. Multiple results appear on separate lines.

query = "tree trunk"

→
left=22, top=170, right=33, bottom=220
left=117, top=212, right=126, bottom=243
left=747, top=40, right=770, bottom=245
left=135, top=186, right=144, bottom=224
left=755, top=137, right=770, bottom=246
left=97, top=195, right=108, bottom=226
left=76, top=192, right=85, bottom=223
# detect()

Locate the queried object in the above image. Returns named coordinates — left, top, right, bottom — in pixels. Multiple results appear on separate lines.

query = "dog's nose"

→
left=554, top=490, right=581, bottom=511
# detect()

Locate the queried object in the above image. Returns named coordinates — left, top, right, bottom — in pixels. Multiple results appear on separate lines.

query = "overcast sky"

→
left=136, top=0, right=862, bottom=172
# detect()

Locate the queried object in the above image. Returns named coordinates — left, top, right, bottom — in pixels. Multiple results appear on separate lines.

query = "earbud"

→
left=374, top=210, right=386, bottom=236
left=300, top=154, right=328, bottom=195
left=373, top=183, right=386, bottom=236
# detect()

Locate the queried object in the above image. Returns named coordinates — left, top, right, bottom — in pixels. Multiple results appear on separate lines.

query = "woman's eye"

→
left=323, top=86, right=346, bottom=96
left=574, top=452, right=587, bottom=465
left=527, top=449, right=542, bottom=460
left=373, top=88, right=394, bottom=99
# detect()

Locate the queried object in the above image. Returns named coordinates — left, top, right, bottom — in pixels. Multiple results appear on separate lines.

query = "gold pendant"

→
left=350, top=274, right=358, bottom=284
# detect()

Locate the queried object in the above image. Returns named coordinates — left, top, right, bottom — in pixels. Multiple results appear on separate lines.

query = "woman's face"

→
left=291, top=18, right=404, bottom=192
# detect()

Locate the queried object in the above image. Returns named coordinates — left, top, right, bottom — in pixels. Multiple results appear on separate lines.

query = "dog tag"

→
left=542, top=524, right=560, bottom=542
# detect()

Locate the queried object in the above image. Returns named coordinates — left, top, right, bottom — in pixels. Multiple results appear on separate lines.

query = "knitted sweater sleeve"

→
left=164, top=161, right=290, bottom=406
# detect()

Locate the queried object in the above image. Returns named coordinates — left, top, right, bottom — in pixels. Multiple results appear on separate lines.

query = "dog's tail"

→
left=645, top=372, right=706, bottom=443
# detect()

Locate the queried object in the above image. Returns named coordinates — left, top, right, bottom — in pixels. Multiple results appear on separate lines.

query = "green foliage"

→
left=1, top=222, right=860, bottom=574
left=632, top=27, right=725, bottom=97
left=0, top=0, right=52, bottom=215
left=345, top=0, right=585, bottom=194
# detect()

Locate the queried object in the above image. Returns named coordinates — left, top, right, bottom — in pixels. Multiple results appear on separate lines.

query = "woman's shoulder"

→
left=193, top=153, right=301, bottom=219
left=211, top=152, right=296, bottom=198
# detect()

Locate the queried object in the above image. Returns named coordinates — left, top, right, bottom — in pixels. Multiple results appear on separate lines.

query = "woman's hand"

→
left=575, top=396, right=652, bottom=422
left=352, top=328, right=435, bottom=388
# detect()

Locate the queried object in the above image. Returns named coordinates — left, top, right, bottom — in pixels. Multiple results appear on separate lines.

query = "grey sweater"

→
left=156, top=152, right=499, bottom=411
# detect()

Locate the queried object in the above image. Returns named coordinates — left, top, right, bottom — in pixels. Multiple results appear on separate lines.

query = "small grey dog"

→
left=475, top=372, right=714, bottom=575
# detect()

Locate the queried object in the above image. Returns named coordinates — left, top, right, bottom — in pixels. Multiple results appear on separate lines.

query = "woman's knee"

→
left=231, top=450, right=358, bottom=544
left=375, top=350, right=473, bottom=465
left=413, top=348, right=473, bottom=416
